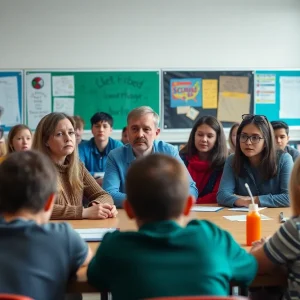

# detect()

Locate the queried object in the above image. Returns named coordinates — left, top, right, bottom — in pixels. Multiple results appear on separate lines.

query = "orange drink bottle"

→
left=246, top=204, right=261, bottom=246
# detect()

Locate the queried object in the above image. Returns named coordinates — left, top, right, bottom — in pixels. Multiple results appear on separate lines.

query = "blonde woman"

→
left=7, top=124, right=32, bottom=153
left=32, top=112, right=117, bottom=220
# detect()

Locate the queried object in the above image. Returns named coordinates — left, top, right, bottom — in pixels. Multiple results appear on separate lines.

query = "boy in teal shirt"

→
left=87, top=153, right=257, bottom=300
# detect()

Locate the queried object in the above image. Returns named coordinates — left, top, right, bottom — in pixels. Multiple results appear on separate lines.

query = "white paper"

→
left=223, top=214, right=272, bottom=222
left=53, top=97, right=74, bottom=116
left=177, top=106, right=190, bottom=114
left=228, top=207, right=266, bottom=212
left=191, top=206, right=223, bottom=212
left=27, top=73, right=52, bottom=129
left=75, top=228, right=117, bottom=241
left=279, top=76, right=300, bottom=118
left=52, top=76, right=74, bottom=96
left=0, top=76, right=21, bottom=126
left=255, top=74, right=276, bottom=104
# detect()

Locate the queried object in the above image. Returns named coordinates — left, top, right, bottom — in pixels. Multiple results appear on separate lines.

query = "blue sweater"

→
left=217, top=152, right=293, bottom=207
left=103, top=140, right=198, bottom=208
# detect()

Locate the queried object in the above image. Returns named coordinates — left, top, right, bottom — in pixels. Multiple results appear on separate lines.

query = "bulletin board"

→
left=163, top=70, right=254, bottom=129
left=255, top=70, right=300, bottom=126
left=25, top=70, right=160, bottom=130
left=0, top=71, right=23, bottom=131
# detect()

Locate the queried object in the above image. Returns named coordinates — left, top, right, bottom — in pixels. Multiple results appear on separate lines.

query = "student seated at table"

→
left=32, top=112, right=117, bottom=220
left=0, top=151, right=93, bottom=300
left=250, top=156, right=300, bottom=300
left=217, top=114, right=293, bottom=208
left=179, top=116, right=228, bottom=204
left=7, top=124, right=32, bottom=153
left=79, top=112, right=122, bottom=186
left=73, top=115, right=86, bottom=145
left=87, top=153, right=257, bottom=300
left=103, top=106, right=198, bottom=208
left=271, top=120, right=300, bottom=162
left=228, top=122, right=240, bottom=154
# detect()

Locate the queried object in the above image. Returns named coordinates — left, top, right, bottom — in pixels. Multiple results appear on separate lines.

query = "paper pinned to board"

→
left=52, top=75, right=75, bottom=96
left=53, top=97, right=74, bottom=116
left=202, top=79, right=218, bottom=109
left=186, top=107, right=199, bottom=120
left=191, top=206, right=224, bottom=212
left=219, top=76, right=249, bottom=93
left=217, top=92, right=250, bottom=122
left=223, top=214, right=272, bottom=222
left=176, top=106, right=190, bottom=114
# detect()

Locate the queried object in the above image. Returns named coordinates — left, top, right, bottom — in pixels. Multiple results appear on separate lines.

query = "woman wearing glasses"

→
left=217, top=114, right=293, bottom=207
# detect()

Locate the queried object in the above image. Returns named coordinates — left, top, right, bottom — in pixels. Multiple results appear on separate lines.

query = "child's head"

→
left=7, top=124, right=32, bottom=153
left=121, top=126, right=129, bottom=144
left=270, top=120, right=289, bottom=151
left=0, top=151, right=57, bottom=222
left=90, top=112, right=113, bottom=143
left=234, top=114, right=277, bottom=179
left=184, top=115, right=227, bottom=169
left=73, top=115, right=85, bottom=144
left=0, top=135, right=7, bottom=157
left=289, top=157, right=300, bottom=215
left=124, top=153, right=193, bottom=224
left=228, top=123, right=240, bottom=153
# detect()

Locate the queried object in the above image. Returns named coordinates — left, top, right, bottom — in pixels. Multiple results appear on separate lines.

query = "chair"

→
left=0, top=295, right=33, bottom=300
left=145, top=297, right=248, bottom=300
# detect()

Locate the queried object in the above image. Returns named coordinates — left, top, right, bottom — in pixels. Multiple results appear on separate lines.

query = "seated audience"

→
left=251, top=155, right=300, bottom=300
left=0, top=128, right=7, bottom=163
left=271, top=120, right=300, bottom=162
left=228, top=122, right=239, bottom=154
left=180, top=116, right=227, bottom=204
left=32, top=112, right=116, bottom=219
left=217, top=114, right=293, bottom=207
left=0, top=151, right=92, bottom=299
left=88, top=154, right=257, bottom=300
left=73, top=115, right=86, bottom=145
left=121, top=126, right=129, bottom=144
left=7, top=124, right=32, bottom=153
left=103, top=106, right=198, bottom=207
left=79, top=112, right=122, bottom=185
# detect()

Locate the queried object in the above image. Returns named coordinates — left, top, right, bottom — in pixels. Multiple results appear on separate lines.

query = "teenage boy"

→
left=271, top=120, right=300, bottom=162
left=79, top=112, right=122, bottom=185
left=0, top=151, right=92, bottom=299
left=88, top=153, right=257, bottom=300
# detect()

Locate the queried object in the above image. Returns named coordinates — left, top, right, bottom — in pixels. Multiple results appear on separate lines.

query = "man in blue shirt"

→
left=103, top=106, right=198, bottom=207
left=79, top=112, right=122, bottom=185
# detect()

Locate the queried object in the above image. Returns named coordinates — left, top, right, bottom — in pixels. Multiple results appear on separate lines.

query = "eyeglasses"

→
left=240, top=133, right=264, bottom=144
left=242, top=114, right=268, bottom=122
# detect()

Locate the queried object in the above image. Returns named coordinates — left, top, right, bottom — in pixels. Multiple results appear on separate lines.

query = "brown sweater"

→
left=51, top=162, right=113, bottom=220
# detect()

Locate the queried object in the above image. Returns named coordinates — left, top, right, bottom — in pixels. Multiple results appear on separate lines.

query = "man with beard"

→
left=103, top=106, right=198, bottom=207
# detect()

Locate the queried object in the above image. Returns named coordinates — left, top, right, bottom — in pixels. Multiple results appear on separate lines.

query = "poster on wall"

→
left=255, top=73, right=276, bottom=104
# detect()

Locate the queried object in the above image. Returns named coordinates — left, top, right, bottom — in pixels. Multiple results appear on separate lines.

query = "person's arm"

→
left=252, top=219, right=299, bottom=274
left=102, top=153, right=127, bottom=208
left=51, top=202, right=83, bottom=220
left=87, top=232, right=114, bottom=291
left=217, top=156, right=239, bottom=207
left=197, top=172, right=222, bottom=204
left=173, top=147, right=198, bottom=199
left=258, top=153, right=293, bottom=207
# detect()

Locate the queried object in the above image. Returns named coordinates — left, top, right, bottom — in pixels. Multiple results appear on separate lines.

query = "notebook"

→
left=75, top=228, right=118, bottom=242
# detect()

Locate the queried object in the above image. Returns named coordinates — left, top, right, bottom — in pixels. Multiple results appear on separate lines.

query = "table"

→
left=66, top=206, right=290, bottom=294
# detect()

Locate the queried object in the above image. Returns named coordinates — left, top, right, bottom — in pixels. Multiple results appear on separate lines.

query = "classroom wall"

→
left=1, top=0, right=300, bottom=141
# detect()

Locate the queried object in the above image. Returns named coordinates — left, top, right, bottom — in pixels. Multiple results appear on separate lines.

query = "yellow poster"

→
left=202, top=79, right=218, bottom=109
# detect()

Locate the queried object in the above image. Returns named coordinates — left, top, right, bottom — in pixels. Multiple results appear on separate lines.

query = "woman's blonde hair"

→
left=32, top=112, right=82, bottom=192
left=7, top=124, right=32, bottom=154
left=0, top=137, right=7, bottom=157
left=289, top=157, right=300, bottom=215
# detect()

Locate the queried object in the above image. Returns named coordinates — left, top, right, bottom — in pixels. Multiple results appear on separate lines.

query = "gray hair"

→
left=127, top=106, right=160, bottom=128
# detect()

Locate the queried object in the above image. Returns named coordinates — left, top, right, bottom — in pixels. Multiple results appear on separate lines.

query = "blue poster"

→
left=170, top=78, right=202, bottom=108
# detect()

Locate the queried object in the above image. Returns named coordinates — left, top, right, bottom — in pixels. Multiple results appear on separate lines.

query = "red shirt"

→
left=187, top=155, right=223, bottom=204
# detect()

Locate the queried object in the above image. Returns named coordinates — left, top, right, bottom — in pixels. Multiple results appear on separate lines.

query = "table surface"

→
left=64, top=206, right=291, bottom=293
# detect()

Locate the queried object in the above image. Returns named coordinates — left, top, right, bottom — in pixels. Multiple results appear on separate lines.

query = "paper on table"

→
left=217, top=92, right=250, bottom=122
left=223, top=214, right=272, bottom=222
left=75, top=228, right=117, bottom=241
left=228, top=207, right=266, bottom=212
left=191, top=206, right=224, bottom=212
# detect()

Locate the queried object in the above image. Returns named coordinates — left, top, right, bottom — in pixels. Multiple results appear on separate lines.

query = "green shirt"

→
left=87, top=219, right=257, bottom=300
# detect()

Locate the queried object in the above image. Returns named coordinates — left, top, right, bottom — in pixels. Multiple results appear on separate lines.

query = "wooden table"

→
left=66, top=206, right=290, bottom=294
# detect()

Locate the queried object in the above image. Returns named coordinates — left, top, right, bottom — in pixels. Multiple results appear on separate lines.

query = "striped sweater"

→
left=51, top=162, right=113, bottom=219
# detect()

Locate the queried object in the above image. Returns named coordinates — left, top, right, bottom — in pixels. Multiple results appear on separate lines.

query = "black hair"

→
left=270, top=120, right=289, bottom=136
left=90, top=112, right=113, bottom=127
